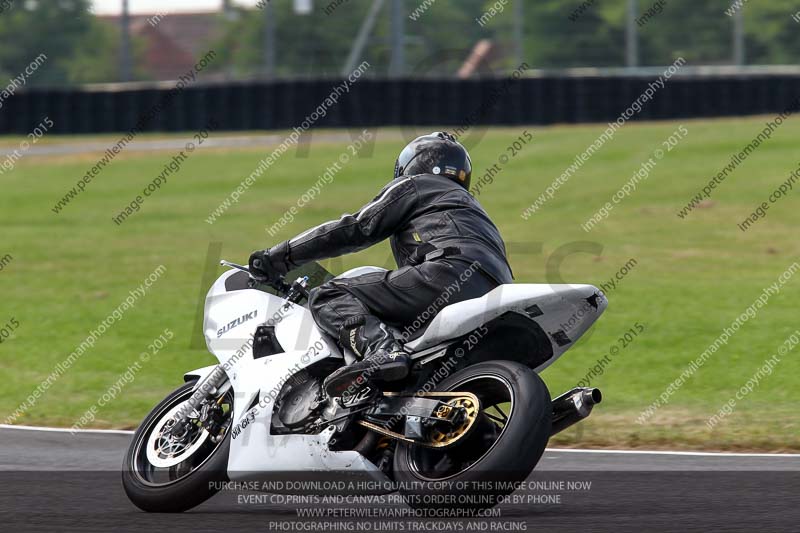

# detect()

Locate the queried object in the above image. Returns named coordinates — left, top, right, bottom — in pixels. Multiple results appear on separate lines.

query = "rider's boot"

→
left=323, top=316, right=411, bottom=398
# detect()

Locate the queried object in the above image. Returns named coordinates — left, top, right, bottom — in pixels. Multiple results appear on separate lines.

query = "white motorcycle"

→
left=123, top=260, right=606, bottom=512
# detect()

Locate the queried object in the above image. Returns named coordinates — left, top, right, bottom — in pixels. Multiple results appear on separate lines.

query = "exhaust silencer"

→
left=549, top=387, right=602, bottom=436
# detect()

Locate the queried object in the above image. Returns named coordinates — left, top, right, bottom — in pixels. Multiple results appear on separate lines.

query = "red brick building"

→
left=100, top=12, right=223, bottom=81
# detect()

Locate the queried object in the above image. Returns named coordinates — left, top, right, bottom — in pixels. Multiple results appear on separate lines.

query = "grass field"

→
left=1, top=116, right=798, bottom=451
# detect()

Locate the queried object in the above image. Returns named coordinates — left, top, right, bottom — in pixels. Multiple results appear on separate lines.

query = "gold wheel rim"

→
left=356, top=391, right=481, bottom=449
left=429, top=397, right=479, bottom=445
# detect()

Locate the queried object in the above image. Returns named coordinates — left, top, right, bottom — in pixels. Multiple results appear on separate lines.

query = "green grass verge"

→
left=1, top=117, right=798, bottom=451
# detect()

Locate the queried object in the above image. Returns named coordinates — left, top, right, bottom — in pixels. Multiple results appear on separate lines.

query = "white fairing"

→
left=406, top=283, right=607, bottom=372
left=338, top=267, right=608, bottom=372
left=185, top=267, right=606, bottom=487
left=198, top=269, right=387, bottom=482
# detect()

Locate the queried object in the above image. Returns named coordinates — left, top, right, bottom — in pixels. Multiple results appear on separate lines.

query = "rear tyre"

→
left=122, top=381, right=231, bottom=513
left=393, top=360, right=551, bottom=510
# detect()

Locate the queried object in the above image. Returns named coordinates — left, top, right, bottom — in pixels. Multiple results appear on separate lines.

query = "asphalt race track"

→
left=0, top=425, right=797, bottom=532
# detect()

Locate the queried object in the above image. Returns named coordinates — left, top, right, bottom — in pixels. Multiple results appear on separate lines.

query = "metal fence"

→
left=3, top=71, right=800, bottom=135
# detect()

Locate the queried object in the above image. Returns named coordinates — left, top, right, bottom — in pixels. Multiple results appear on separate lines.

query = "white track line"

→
left=546, top=448, right=800, bottom=458
left=1, top=424, right=799, bottom=457
left=0, top=424, right=134, bottom=435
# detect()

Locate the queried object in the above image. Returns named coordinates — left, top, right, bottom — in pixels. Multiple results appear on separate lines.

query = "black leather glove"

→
left=248, top=250, right=280, bottom=283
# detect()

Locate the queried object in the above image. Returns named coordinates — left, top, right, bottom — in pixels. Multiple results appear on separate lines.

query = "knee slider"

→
left=343, top=315, right=367, bottom=329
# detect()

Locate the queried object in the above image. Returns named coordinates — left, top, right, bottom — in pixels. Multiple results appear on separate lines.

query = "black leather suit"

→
left=267, top=173, right=513, bottom=350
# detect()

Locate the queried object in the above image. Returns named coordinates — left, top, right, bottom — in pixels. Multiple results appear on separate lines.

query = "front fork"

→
left=171, top=365, right=232, bottom=439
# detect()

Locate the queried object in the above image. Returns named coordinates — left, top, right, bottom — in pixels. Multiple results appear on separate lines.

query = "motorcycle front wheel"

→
left=393, top=360, right=551, bottom=510
left=122, top=381, right=232, bottom=513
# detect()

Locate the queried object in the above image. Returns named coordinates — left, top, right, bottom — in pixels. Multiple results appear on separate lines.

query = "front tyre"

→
left=393, top=360, right=551, bottom=509
left=122, top=381, right=232, bottom=513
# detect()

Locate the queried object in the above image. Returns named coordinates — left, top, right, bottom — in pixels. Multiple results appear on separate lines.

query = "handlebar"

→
left=219, top=260, right=308, bottom=304
left=219, top=260, right=250, bottom=274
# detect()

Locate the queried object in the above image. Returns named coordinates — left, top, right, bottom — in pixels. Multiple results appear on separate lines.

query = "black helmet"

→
left=394, top=132, right=472, bottom=189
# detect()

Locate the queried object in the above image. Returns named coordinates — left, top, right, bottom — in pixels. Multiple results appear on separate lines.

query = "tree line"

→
left=1, top=0, right=798, bottom=85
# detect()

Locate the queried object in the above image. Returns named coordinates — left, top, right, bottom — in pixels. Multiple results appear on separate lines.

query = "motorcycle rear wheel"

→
left=393, top=360, right=551, bottom=510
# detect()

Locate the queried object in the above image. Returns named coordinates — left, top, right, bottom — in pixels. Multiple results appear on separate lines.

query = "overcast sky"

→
left=91, top=0, right=262, bottom=15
